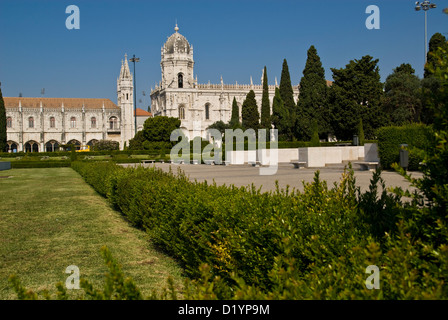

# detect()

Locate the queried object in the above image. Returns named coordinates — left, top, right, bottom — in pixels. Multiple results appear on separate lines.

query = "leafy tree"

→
left=0, top=86, right=6, bottom=152
left=241, top=90, right=259, bottom=131
left=279, top=59, right=296, bottom=140
left=382, top=63, right=422, bottom=125
left=328, top=55, right=384, bottom=140
left=229, top=97, right=240, bottom=128
left=142, top=116, right=181, bottom=142
left=260, top=66, right=271, bottom=129
left=92, top=140, right=120, bottom=151
left=296, top=45, right=328, bottom=141
left=271, top=87, right=289, bottom=140
left=422, top=33, right=448, bottom=123
left=207, top=120, right=230, bottom=136
left=424, top=32, right=448, bottom=78
left=128, top=130, right=145, bottom=150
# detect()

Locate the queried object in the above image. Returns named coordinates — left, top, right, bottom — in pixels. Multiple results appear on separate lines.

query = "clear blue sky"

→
left=0, top=0, right=447, bottom=110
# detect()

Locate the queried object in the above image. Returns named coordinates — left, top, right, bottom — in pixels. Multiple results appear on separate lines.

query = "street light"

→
left=129, top=54, right=140, bottom=135
left=415, top=1, right=437, bottom=63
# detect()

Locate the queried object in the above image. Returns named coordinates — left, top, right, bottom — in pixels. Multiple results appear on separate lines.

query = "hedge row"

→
left=71, top=161, right=448, bottom=299
left=10, top=161, right=71, bottom=168
left=376, top=124, right=432, bottom=170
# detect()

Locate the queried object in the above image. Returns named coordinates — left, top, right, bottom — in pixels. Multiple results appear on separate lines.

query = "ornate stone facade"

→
left=4, top=54, right=146, bottom=152
left=150, top=25, right=300, bottom=140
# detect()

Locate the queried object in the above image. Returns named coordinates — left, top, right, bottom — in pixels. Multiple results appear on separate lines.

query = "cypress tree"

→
left=328, top=55, right=384, bottom=140
left=229, top=97, right=240, bottom=128
left=260, top=66, right=271, bottom=129
left=0, top=86, right=6, bottom=152
left=279, top=59, right=296, bottom=140
left=296, top=45, right=328, bottom=141
left=271, top=87, right=289, bottom=140
left=425, top=33, right=448, bottom=78
left=310, top=119, right=320, bottom=147
left=241, top=90, right=259, bottom=131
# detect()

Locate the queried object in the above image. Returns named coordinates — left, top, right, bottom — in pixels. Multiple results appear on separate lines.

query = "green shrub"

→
left=11, top=161, right=71, bottom=168
left=70, top=161, right=448, bottom=299
left=376, top=124, right=432, bottom=170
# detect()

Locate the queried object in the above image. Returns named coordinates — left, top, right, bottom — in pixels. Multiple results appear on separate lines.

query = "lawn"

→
left=0, top=167, right=184, bottom=299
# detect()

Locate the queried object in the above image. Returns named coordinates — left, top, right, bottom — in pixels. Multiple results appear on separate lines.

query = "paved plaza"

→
left=124, top=162, right=423, bottom=195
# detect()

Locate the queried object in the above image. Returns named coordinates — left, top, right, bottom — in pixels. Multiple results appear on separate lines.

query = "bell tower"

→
left=161, top=24, right=195, bottom=89
left=117, top=53, right=134, bottom=149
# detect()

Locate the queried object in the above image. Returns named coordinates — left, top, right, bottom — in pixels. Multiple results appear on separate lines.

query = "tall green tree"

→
left=424, top=33, right=448, bottom=78
left=229, top=97, right=240, bottom=128
left=241, top=90, right=260, bottom=131
left=260, top=66, right=271, bottom=129
left=271, top=87, right=289, bottom=140
left=0, top=86, right=6, bottom=152
left=279, top=59, right=296, bottom=140
left=382, top=63, right=422, bottom=125
left=296, top=45, right=328, bottom=141
left=328, top=55, right=384, bottom=140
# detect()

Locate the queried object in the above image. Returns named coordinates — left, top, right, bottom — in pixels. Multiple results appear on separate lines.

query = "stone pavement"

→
left=123, top=163, right=423, bottom=195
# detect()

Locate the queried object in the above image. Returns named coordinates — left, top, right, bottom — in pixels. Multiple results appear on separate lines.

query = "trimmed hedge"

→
left=10, top=161, right=71, bottom=168
left=376, top=124, right=432, bottom=170
left=71, top=161, right=448, bottom=299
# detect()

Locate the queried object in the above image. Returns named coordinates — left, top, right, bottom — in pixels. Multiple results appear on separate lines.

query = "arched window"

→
left=70, top=117, right=76, bottom=128
left=45, top=140, right=60, bottom=152
left=28, top=117, right=34, bottom=128
left=178, top=73, right=183, bottom=88
left=178, top=106, right=185, bottom=120
left=109, top=116, right=118, bottom=130
left=24, top=141, right=39, bottom=152
left=6, top=117, right=12, bottom=128
left=205, top=104, right=210, bottom=120
left=91, top=117, right=97, bottom=128
left=50, top=117, right=55, bottom=128
left=67, top=139, right=81, bottom=151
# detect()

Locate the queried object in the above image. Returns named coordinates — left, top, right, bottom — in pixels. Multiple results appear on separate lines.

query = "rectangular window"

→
left=7, top=117, right=12, bottom=128
left=50, top=117, right=55, bottom=128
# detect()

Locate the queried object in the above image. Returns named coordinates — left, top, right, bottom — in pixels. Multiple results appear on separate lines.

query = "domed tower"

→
left=161, top=24, right=194, bottom=89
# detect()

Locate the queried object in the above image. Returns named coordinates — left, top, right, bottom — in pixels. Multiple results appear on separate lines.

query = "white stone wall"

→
left=6, top=108, right=121, bottom=152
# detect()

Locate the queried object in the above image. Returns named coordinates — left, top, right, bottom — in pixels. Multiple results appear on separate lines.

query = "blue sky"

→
left=0, top=0, right=447, bottom=110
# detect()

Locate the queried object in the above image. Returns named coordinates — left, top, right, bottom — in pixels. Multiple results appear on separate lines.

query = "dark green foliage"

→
left=328, top=55, right=384, bottom=140
left=0, top=87, right=6, bottom=153
left=309, top=119, right=320, bottom=147
left=241, top=90, right=259, bottom=131
left=129, top=116, right=182, bottom=150
left=207, top=120, right=230, bottom=136
left=10, top=161, right=71, bottom=168
left=143, top=116, right=181, bottom=142
left=358, top=118, right=365, bottom=146
left=229, top=97, right=240, bottom=128
left=376, top=124, right=432, bottom=170
left=92, top=140, right=119, bottom=151
left=382, top=63, right=422, bottom=125
left=425, top=33, right=448, bottom=78
left=271, top=87, right=289, bottom=140
left=70, top=147, right=78, bottom=162
left=279, top=59, right=296, bottom=140
left=296, top=46, right=328, bottom=141
left=128, top=131, right=145, bottom=150
left=70, top=160, right=448, bottom=299
left=260, top=66, right=271, bottom=129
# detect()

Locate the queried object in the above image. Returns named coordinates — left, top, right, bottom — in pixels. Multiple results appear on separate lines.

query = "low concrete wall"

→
left=0, top=162, right=12, bottom=171
left=225, top=146, right=366, bottom=167
left=299, top=146, right=365, bottom=168
left=226, top=148, right=299, bottom=165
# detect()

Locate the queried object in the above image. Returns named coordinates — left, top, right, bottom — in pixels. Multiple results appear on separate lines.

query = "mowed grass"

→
left=0, top=168, right=184, bottom=299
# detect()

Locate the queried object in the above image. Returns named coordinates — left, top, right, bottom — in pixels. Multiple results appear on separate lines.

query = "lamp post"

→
left=415, top=1, right=437, bottom=63
left=129, top=54, right=140, bottom=135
